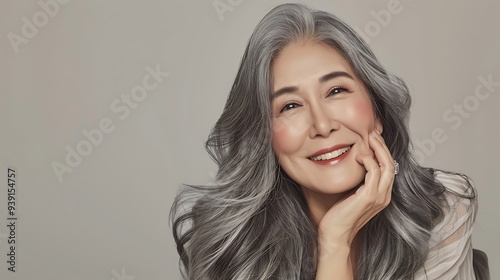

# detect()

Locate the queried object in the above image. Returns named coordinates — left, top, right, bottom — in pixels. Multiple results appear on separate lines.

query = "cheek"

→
left=272, top=117, right=309, bottom=156
left=344, top=97, right=376, bottom=134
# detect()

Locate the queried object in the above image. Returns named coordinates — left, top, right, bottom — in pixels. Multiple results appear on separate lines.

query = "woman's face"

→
left=271, top=41, right=382, bottom=201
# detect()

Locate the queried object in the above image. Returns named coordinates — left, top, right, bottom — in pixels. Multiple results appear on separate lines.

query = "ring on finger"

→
left=394, top=160, right=399, bottom=175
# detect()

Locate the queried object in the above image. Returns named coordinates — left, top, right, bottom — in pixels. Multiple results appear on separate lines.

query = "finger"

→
left=369, top=131, right=395, bottom=175
left=370, top=135, right=395, bottom=190
left=352, top=154, right=390, bottom=228
left=371, top=131, right=393, bottom=163
left=370, top=131, right=393, bottom=166
left=354, top=154, right=381, bottom=196
left=368, top=132, right=395, bottom=199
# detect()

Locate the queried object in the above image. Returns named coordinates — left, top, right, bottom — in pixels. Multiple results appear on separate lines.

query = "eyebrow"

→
left=272, top=71, right=355, bottom=100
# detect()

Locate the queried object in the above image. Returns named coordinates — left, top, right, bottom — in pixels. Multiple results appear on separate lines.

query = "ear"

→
left=374, top=118, right=383, bottom=134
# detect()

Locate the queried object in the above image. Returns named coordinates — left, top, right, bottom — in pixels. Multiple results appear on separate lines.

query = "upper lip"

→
left=309, top=144, right=353, bottom=158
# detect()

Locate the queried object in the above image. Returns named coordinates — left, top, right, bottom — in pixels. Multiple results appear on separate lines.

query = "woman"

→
left=170, top=3, right=480, bottom=279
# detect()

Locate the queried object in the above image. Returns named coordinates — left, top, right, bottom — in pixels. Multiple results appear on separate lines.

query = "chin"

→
left=304, top=171, right=364, bottom=195
left=325, top=178, right=363, bottom=194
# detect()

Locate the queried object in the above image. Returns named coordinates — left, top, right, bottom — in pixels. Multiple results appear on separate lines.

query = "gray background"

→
left=0, top=0, right=498, bottom=279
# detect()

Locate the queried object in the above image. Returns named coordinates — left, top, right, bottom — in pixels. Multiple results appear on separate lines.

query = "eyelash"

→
left=279, top=86, right=348, bottom=113
left=328, top=86, right=348, bottom=96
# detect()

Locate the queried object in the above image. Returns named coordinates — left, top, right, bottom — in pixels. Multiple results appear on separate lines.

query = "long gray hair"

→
left=170, top=3, right=475, bottom=279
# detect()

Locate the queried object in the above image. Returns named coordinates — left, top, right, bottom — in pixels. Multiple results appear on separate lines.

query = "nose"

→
left=308, top=102, right=340, bottom=138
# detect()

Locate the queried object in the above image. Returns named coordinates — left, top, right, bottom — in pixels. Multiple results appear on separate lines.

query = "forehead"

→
left=271, top=41, right=356, bottom=88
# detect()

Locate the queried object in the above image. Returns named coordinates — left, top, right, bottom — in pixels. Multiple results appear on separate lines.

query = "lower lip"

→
left=310, top=146, right=352, bottom=166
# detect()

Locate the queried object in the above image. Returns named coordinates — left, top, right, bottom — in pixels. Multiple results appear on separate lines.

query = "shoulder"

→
left=413, top=170, right=478, bottom=279
left=432, top=170, right=477, bottom=236
left=433, top=169, right=476, bottom=198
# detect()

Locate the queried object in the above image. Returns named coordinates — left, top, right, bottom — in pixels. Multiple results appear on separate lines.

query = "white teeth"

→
left=310, top=146, right=351, bottom=161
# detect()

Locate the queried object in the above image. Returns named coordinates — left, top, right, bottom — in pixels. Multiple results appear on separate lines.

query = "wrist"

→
left=315, top=242, right=354, bottom=280
left=317, top=239, right=351, bottom=261
left=317, top=231, right=351, bottom=252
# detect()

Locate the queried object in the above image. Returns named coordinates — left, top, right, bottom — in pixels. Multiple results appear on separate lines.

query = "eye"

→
left=327, top=86, right=348, bottom=96
left=279, top=102, right=300, bottom=113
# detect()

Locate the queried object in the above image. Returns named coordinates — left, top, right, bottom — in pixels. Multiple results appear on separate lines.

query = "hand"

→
left=317, top=130, right=396, bottom=255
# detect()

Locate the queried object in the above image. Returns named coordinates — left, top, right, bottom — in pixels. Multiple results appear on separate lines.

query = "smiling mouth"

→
left=308, top=144, right=353, bottom=161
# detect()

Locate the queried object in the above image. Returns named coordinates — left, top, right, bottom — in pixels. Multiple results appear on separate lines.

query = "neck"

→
left=300, top=186, right=362, bottom=275
left=302, top=189, right=341, bottom=227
